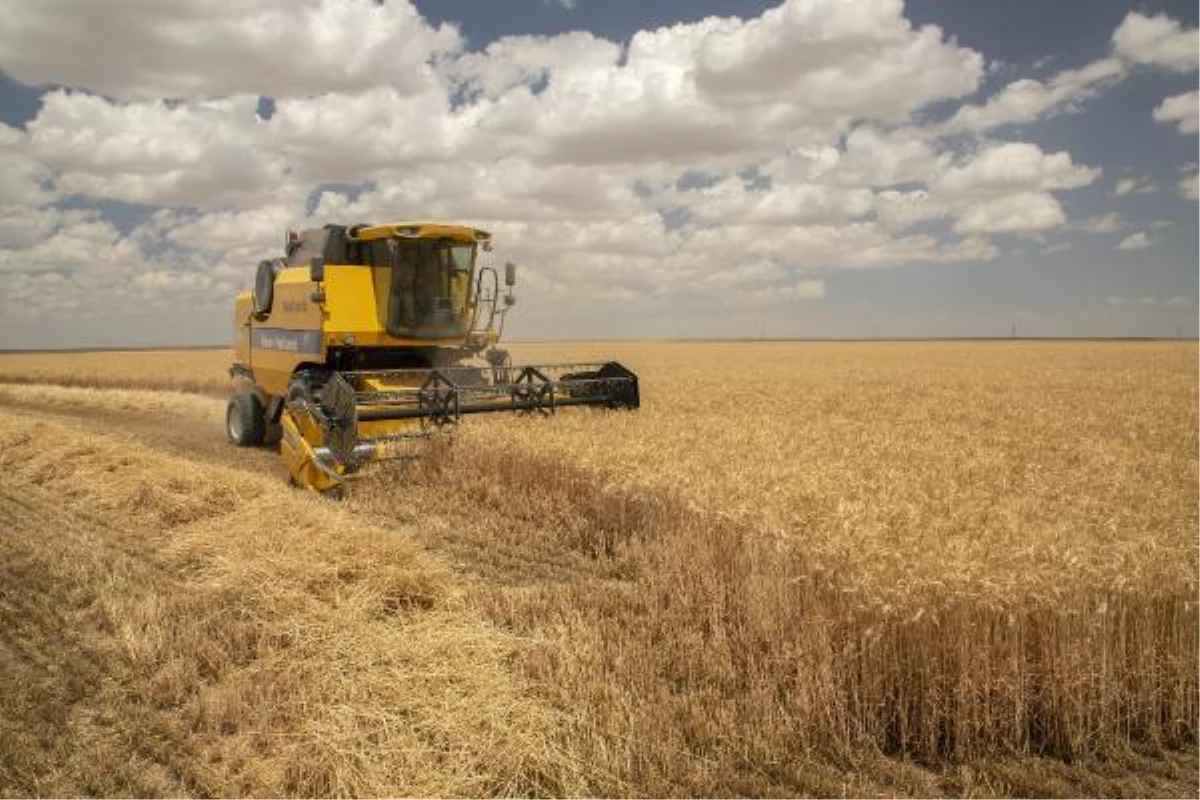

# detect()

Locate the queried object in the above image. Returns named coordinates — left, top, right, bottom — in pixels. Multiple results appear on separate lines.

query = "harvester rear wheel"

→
left=227, top=393, right=266, bottom=446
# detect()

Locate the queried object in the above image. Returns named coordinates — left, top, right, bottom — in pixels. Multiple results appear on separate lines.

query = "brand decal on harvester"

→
left=252, top=328, right=322, bottom=354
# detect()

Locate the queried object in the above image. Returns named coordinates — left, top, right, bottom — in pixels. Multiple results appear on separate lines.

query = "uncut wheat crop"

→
left=372, top=340, right=1198, bottom=788
left=495, top=341, right=1197, bottom=598
left=0, top=348, right=230, bottom=395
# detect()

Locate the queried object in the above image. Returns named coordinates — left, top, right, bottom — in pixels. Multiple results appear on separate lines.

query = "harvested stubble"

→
left=357, top=341, right=1198, bottom=795
left=0, top=410, right=579, bottom=798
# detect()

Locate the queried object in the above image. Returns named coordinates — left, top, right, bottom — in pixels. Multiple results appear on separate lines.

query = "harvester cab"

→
left=228, top=222, right=639, bottom=492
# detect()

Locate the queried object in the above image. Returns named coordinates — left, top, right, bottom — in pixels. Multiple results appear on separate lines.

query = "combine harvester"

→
left=227, top=222, right=638, bottom=492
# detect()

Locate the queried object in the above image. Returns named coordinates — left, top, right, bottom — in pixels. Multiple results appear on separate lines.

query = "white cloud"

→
left=1116, top=232, right=1152, bottom=250
left=835, top=126, right=946, bottom=188
left=1077, top=212, right=1124, bottom=234
left=0, top=0, right=462, bottom=100
left=269, top=87, right=459, bottom=182
left=1113, top=176, right=1156, bottom=197
left=909, top=142, right=1100, bottom=235
left=448, top=32, right=619, bottom=102
left=27, top=91, right=286, bottom=208
left=1153, top=90, right=1199, bottom=134
left=953, top=192, right=1066, bottom=235
left=0, top=123, right=55, bottom=206
left=738, top=279, right=826, bottom=304
left=680, top=176, right=874, bottom=227
left=938, top=57, right=1125, bottom=134
left=1106, top=294, right=1187, bottom=306
left=163, top=206, right=299, bottom=260
left=0, top=206, right=82, bottom=249
left=934, top=142, right=1100, bottom=197
left=0, top=211, right=139, bottom=277
left=1112, top=11, right=1199, bottom=73
left=692, top=0, right=983, bottom=123
left=446, top=0, right=985, bottom=169
left=1180, top=173, right=1200, bottom=203
left=873, top=189, right=946, bottom=231
left=0, top=0, right=1171, bottom=332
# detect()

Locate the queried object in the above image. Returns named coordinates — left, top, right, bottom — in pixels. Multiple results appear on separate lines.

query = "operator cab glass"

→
left=379, top=238, right=476, bottom=339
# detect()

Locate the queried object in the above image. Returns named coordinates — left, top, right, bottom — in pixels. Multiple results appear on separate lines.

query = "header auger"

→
left=227, top=221, right=638, bottom=492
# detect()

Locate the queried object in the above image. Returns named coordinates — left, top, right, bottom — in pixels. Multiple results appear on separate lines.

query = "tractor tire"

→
left=263, top=420, right=283, bottom=447
left=227, top=393, right=266, bottom=446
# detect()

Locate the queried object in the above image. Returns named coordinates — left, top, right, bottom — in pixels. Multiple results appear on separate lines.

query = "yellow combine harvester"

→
left=229, top=221, right=639, bottom=492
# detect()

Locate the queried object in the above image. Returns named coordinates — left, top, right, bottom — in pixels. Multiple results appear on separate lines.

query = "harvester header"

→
left=227, top=221, right=638, bottom=491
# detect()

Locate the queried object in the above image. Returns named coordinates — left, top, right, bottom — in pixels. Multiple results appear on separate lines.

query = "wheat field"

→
left=0, top=341, right=1196, bottom=797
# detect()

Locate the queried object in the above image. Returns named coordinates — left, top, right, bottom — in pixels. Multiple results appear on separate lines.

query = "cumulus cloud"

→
left=0, top=0, right=462, bottom=100
left=0, top=123, right=56, bottom=206
left=939, top=57, right=1125, bottom=134
left=27, top=91, right=285, bottom=208
left=1106, top=294, right=1186, bottom=306
left=448, top=32, right=619, bottom=102
left=269, top=88, right=459, bottom=182
left=1116, top=232, right=1152, bottom=251
left=1152, top=90, right=1199, bottom=134
left=834, top=126, right=946, bottom=188
left=0, top=210, right=139, bottom=278
left=938, top=10, right=1197, bottom=135
left=953, top=192, right=1066, bottom=235
left=1077, top=212, right=1124, bottom=234
left=691, top=0, right=983, bottom=121
left=1112, top=176, right=1156, bottom=197
left=1111, top=11, right=1199, bottom=73
left=680, top=176, right=874, bottom=227
left=0, top=0, right=1179, bottom=333
left=933, top=142, right=1100, bottom=197
left=1180, top=172, right=1200, bottom=201
left=910, top=142, right=1099, bottom=235
left=447, top=0, right=982, bottom=169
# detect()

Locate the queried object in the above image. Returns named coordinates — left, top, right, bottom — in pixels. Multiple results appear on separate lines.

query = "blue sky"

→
left=0, top=0, right=1196, bottom=347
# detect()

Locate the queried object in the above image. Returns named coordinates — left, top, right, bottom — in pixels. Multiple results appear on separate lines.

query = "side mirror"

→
left=310, top=256, right=325, bottom=283
left=504, top=261, right=517, bottom=287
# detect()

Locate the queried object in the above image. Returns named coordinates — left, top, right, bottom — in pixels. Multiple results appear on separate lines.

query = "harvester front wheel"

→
left=227, top=393, right=266, bottom=446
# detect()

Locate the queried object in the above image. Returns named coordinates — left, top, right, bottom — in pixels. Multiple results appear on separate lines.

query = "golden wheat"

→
left=0, top=348, right=231, bottom=395
left=0, top=340, right=1196, bottom=797
left=366, top=340, right=1198, bottom=793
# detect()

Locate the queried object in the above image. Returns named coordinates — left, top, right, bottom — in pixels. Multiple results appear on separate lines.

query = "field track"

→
left=0, top=341, right=1197, bottom=797
left=0, top=386, right=271, bottom=477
